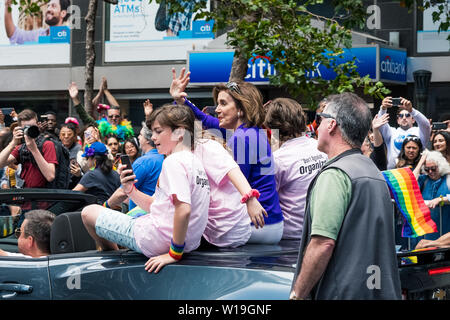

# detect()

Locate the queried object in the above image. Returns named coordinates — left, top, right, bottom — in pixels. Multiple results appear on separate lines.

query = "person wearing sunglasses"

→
left=170, top=68, right=282, bottom=245
left=413, top=150, right=450, bottom=244
left=0, top=210, right=55, bottom=258
left=377, top=96, right=431, bottom=170
left=291, top=92, right=401, bottom=300
left=395, top=135, right=423, bottom=170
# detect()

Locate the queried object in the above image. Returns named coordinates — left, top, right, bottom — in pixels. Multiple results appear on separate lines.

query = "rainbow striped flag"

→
left=382, top=167, right=437, bottom=238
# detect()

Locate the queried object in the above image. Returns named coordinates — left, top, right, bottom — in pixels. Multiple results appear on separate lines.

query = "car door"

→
left=48, top=250, right=134, bottom=299
left=0, top=256, right=51, bottom=300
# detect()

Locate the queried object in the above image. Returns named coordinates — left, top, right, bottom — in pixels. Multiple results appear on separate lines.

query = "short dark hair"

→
left=44, top=111, right=56, bottom=117
left=60, top=0, right=71, bottom=22
left=264, top=98, right=306, bottom=143
left=325, top=92, right=372, bottom=148
left=24, top=210, right=56, bottom=254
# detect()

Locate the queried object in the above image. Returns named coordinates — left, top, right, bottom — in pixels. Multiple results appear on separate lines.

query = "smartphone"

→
left=40, top=114, right=48, bottom=122
left=391, top=98, right=402, bottom=107
left=1, top=108, right=13, bottom=115
left=432, top=122, right=447, bottom=131
left=120, top=155, right=133, bottom=176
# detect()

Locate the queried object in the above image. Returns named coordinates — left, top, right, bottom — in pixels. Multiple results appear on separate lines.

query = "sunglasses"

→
left=397, top=113, right=411, bottom=119
left=316, top=112, right=337, bottom=126
left=108, top=115, right=121, bottom=119
left=424, top=166, right=437, bottom=173
left=404, top=136, right=420, bottom=143
left=226, top=81, right=241, bottom=94
left=15, top=228, right=21, bottom=239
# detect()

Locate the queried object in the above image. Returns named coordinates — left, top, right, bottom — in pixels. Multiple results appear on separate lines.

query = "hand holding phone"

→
left=120, top=155, right=133, bottom=177
left=432, top=122, right=448, bottom=131
left=391, top=98, right=402, bottom=107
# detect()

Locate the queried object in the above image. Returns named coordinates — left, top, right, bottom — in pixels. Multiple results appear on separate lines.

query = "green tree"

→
left=155, top=0, right=448, bottom=107
left=9, top=0, right=118, bottom=115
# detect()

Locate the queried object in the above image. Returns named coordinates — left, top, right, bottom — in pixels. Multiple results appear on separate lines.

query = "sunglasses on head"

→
left=316, top=112, right=337, bottom=126
left=397, top=113, right=411, bottom=119
left=424, top=166, right=437, bottom=173
left=404, top=135, right=420, bottom=143
left=226, top=81, right=241, bottom=94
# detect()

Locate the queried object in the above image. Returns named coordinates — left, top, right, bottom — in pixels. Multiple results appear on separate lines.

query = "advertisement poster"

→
left=0, top=0, right=71, bottom=66
left=104, top=0, right=214, bottom=62
left=417, top=2, right=450, bottom=53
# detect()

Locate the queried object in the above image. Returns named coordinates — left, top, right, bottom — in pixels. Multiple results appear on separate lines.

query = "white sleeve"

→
left=411, top=108, right=431, bottom=147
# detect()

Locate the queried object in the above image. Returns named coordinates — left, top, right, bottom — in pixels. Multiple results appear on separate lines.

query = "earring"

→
left=237, top=111, right=241, bottom=118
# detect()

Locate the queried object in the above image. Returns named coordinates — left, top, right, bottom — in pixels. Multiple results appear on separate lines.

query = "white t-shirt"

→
left=133, top=151, right=210, bottom=257
left=273, top=136, right=327, bottom=240
left=378, top=108, right=431, bottom=169
left=194, top=139, right=251, bottom=247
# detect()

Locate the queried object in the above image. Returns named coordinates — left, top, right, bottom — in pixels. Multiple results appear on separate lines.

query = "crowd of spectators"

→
left=1, top=71, right=449, bottom=299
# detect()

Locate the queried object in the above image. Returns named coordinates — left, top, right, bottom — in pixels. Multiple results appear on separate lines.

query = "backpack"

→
left=18, top=135, right=71, bottom=189
left=155, top=0, right=169, bottom=31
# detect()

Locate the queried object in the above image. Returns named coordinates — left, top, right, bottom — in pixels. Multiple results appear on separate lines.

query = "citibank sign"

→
left=379, top=47, right=407, bottom=83
left=188, top=45, right=407, bottom=84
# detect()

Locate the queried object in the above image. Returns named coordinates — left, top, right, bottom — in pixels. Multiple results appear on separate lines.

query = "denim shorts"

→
left=95, top=208, right=142, bottom=253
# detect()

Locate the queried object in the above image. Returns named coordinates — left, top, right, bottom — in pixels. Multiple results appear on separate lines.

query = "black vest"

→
left=294, top=149, right=401, bottom=300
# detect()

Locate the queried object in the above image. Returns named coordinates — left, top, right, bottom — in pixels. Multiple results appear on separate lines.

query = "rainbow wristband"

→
left=102, top=201, right=110, bottom=208
left=168, top=239, right=185, bottom=261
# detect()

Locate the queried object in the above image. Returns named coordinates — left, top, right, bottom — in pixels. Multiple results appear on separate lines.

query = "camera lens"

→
left=24, top=125, right=40, bottom=139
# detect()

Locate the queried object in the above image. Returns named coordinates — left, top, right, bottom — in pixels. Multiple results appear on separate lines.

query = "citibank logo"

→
left=246, top=55, right=276, bottom=80
left=380, top=55, right=405, bottom=76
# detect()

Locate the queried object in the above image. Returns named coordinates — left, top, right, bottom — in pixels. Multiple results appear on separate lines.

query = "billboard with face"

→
left=0, top=0, right=71, bottom=66
left=104, top=0, right=214, bottom=63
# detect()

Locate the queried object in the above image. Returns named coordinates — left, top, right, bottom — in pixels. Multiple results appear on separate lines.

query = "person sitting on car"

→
left=0, top=210, right=55, bottom=258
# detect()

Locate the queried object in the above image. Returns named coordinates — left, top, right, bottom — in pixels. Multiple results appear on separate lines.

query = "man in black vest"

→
left=290, top=92, right=401, bottom=300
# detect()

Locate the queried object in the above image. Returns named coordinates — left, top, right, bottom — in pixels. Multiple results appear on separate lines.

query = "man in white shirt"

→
left=0, top=210, right=55, bottom=258
left=378, top=96, right=431, bottom=169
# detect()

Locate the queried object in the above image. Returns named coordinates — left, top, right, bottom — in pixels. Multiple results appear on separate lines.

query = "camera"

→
left=22, top=125, right=40, bottom=139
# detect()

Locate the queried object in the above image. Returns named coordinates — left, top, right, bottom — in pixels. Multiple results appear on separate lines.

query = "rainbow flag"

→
left=382, top=167, right=437, bottom=238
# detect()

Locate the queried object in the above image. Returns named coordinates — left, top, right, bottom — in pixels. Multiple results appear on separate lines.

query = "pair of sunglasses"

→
left=424, top=166, right=437, bottom=173
left=397, top=113, right=411, bottom=119
left=316, top=112, right=337, bottom=126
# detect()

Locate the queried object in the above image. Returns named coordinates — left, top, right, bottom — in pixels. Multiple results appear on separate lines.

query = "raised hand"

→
left=170, top=67, right=190, bottom=104
left=143, top=99, right=153, bottom=121
left=372, top=113, right=389, bottom=130
left=68, top=82, right=81, bottom=105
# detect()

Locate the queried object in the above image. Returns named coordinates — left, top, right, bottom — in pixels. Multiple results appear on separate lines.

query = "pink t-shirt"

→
left=273, top=136, right=327, bottom=240
left=133, top=151, right=210, bottom=257
left=194, top=140, right=251, bottom=247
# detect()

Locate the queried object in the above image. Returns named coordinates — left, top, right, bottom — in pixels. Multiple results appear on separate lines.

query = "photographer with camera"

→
left=0, top=109, right=58, bottom=188
left=377, top=96, right=431, bottom=169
